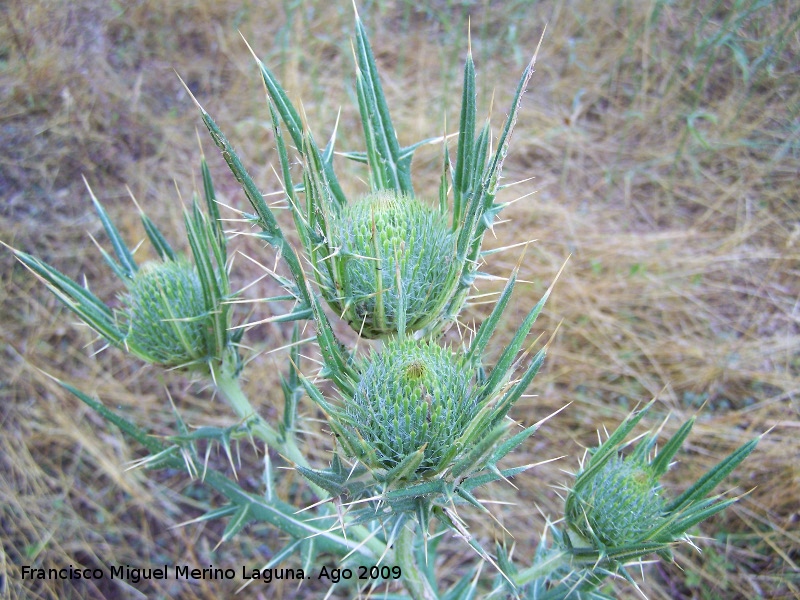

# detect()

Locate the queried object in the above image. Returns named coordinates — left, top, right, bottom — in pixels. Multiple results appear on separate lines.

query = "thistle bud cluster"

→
left=11, top=9, right=760, bottom=599
left=224, top=10, right=558, bottom=509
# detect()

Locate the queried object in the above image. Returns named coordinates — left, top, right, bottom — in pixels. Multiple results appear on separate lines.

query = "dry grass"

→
left=2, top=0, right=798, bottom=598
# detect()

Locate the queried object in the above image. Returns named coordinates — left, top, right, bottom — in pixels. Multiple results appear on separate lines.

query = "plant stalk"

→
left=513, top=548, right=570, bottom=587
left=396, top=525, right=438, bottom=600
left=212, top=358, right=389, bottom=559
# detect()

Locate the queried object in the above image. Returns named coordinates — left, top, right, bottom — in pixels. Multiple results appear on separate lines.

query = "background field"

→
left=1, top=1, right=798, bottom=598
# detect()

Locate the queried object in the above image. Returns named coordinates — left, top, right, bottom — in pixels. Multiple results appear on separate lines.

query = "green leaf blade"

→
left=86, top=182, right=138, bottom=278
left=13, top=249, right=124, bottom=345
left=453, top=49, right=476, bottom=225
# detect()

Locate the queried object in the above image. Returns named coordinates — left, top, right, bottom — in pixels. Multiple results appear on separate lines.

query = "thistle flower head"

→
left=214, top=10, right=540, bottom=340
left=566, top=454, right=664, bottom=548
left=297, top=264, right=557, bottom=523
left=121, top=259, right=213, bottom=368
left=342, top=338, right=478, bottom=475
left=559, top=404, right=759, bottom=571
left=323, top=191, right=456, bottom=338
left=11, top=161, right=233, bottom=373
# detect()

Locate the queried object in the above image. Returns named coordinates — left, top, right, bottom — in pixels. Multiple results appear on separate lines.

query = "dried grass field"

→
left=1, top=1, right=798, bottom=598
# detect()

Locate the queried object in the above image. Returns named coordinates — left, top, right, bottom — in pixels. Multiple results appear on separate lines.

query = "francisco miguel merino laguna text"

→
left=21, top=564, right=307, bottom=584
left=21, top=564, right=403, bottom=584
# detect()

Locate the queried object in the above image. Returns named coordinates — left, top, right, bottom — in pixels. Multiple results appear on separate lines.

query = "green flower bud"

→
left=325, top=191, right=456, bottom=338
left=121, top=259, right=213, bottom=367
left=566, top=455, right=664, bottom=548
left=343, top=338, right=478, bottom=476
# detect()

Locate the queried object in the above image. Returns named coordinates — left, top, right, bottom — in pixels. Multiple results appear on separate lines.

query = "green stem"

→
left=212, top=364, right=286, bottom=450
left=213, top=360, right=309, bottom=468
left=513, top=548, right=570, bottom=587
left=212, top=358, right=388, bottom=559
left=212, top=357, right=331, bottom=506
left=396, top=525, right=438, bottom=600
left=64, top=374, right=390, bottom=559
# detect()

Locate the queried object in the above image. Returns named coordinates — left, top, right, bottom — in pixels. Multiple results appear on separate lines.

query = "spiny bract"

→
left=323, top=191, right=456, bottom=338
left=343, top=337, right=478, bottom=475
left=122, top=259, right=211, bottom=367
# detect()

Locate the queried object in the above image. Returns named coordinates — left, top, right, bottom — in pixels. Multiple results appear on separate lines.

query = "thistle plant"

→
left=8, top=7, right=760, bottom=600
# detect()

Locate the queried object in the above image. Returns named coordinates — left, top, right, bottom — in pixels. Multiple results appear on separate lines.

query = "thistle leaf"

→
left=200, top=153, right=226, bottom=260
left=307, top=289, right=357, bottom=396
left=295, top=466, right=346, bottom=497
left=466, top=266, right=518, bottom=364
left=267, top=100, right=308, bottom=250
left=385, top=479, right=448, bottom=502
left=442, top=570, right=479, bottom=600
left=280, top=323, right=304, bottom=434
left=353, top=13, right=412, bottom=194
left=449, top=424, right=507, bottom=479
left=11, top=249, right=124, bottom=345
left=384, top=447, right=427, bottom=486
left=453, top=45, right=476, bottom=226
left=220, top=504, right=253, bottom=545
left=651, top=417, right=695, bottom=479
left=140, top=212, right=177, bottom=261
left=187, top=90, right=313, bottom=310
left=254, top=53, right=346, bottom=206
left=478, top=292, right=549, bottom=403
left=490, top=422, right=541, bottom=465
left=183, top=203, right=227, bottom=359
left=487, top=348, right=546, bottom=427
left=58, top=378, right=166, bottom=455
left=460, top=464, right=532, bottom=492
left=665, top=437, right=758, bottom=513
left=85, top=179, right=138, bottom=278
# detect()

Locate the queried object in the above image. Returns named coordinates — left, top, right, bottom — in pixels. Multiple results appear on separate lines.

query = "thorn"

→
left=238, top=29, right=261, bottom=66
left=174, top=71, right=206, bottom=114
left=529, top=24, right=548, bottom=72
left=536, top=254, right=571, bottom=311
left=293, top=495, right=336, bottom=515
left=503, top=188, right=539, bottom=206
left=125, top=185, right=146, bottom=215
left=480, top=238, right=538, bottom=258
left=467, top=16, right=472, bottom=56
left=195, top=127, right=206, bottom=160
left=539, top=319, right=564, bottom=355
left=265, top=336, right=316, bottom=356
left=503, top=175, right=537, bottom=189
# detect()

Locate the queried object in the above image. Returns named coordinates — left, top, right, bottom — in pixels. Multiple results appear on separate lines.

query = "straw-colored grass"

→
left=2, top=1, right=797, bottom=598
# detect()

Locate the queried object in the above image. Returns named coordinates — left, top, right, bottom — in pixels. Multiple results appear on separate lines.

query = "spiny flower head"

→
left=121, top=258, right=213, bottom=368
left=297, top=264, right=558, bottom=517
left=323, top=191, right=457, bottom=338
left=10, top=159, right=233, bottom=374
left=566, top=453, right=664, bottom=548
left=559, top=403, right=759, bottom=570
left=342, top=338, right=478, bottom=475
left=201, top=10, right=540, bottom=340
